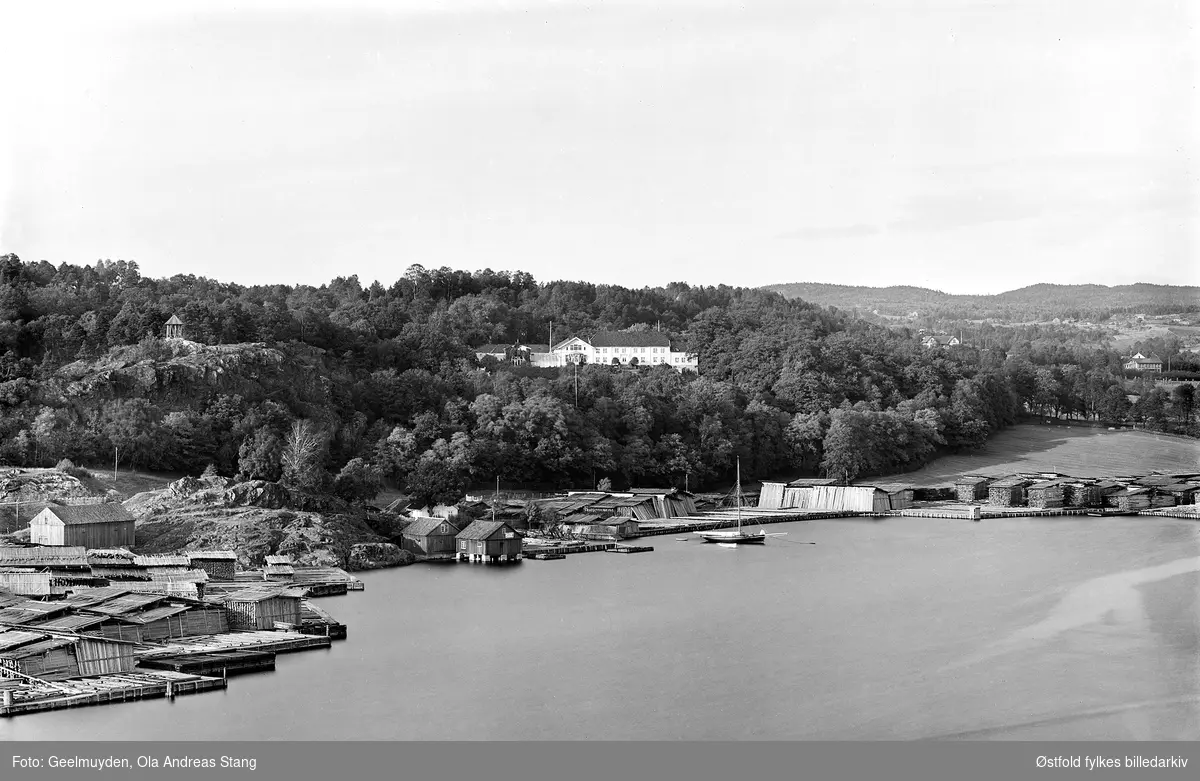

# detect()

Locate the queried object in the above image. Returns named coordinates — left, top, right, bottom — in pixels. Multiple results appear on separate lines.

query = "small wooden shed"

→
left=29, top=504, right=136, bottom=548
left=401, top=516, right=462, bottom=555
left=988, top=477, right=1031, bottom=507
left=455, top=520, right=522, bottom=563
left=186, top=551, right=238, bottom=581
left=954, top=476, right=992, bottom=502
left=222, top=588, right=304, bottom=631
left=164, top=314, right=185, bottom=339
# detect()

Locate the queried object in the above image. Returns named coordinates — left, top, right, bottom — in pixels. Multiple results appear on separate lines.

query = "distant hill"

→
left=761, top=282, right=1200, bottom=322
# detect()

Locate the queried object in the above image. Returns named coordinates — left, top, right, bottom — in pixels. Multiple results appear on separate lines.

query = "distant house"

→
left=1123, top=353, right=1162, bottom=372
left=455, top=520, right=522, bottom=563
left=473, top=343, right=556, bottom=367
left=401, top=516, right=462, bottom=556
left=921, top=335, right=961, bottom=349
left=29, top=504, right=136, bottom=548
left=164, top=314, right=185, bottom=339
left=549, top=332, right=698, bottom=372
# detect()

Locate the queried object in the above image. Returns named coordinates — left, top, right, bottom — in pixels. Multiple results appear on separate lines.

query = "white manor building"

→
left=551, top=331, right=698, bottom=372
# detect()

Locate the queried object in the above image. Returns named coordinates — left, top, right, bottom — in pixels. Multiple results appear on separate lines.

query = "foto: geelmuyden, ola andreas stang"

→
left=1036, top=755, right=1189, bottom=769
left=14, top=756, right=256, bottom=770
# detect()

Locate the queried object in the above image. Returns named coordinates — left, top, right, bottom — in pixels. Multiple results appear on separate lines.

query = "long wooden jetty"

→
left=136, top=630, right=332, bottom=659
left=138, top=649, right=276, bottom=677
left=1, top=670, right=226, bottom=717
left=522, top=542, right=617, bottom=556
left=631, top=509, right=857, bottom=538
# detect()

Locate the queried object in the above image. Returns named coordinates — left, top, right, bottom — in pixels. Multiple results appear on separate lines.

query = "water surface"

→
left=3, top=517, right=1197, bottom=740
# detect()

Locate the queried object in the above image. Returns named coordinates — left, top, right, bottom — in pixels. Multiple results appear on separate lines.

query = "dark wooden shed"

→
left=401, top=516, right=462, bottom=556
left=954, top=477, right=993, bottom=502
left=987, top=477, right=1031, bottom=507
left=29, top=504, right=136, bottom=548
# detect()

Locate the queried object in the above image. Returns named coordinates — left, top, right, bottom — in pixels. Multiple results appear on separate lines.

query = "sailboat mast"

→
left=736, top=457, right=742, bottom=532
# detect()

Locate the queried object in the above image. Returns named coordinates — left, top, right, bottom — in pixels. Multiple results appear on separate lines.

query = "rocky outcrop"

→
left=126, top=475, right=390, bottom=571
left=347, top=542, right=414, bottom=570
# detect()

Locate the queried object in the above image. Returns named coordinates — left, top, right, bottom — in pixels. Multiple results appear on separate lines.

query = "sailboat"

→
left=695, top=457, right=767, bottom=544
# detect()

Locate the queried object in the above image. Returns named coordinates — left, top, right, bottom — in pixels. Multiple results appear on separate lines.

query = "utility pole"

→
left=113, top=446, right=118, bottom=480
left=574, top=362, right=579, bottom=407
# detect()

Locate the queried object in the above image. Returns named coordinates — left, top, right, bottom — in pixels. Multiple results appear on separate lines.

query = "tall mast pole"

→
left=736, top=457, right=742, bottom=532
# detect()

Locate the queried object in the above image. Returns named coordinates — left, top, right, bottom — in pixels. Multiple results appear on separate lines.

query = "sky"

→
left=2, top=0, right=1196, bottom=294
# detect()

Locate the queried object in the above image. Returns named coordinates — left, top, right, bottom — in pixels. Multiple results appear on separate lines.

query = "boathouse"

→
left=400, top=516, right=462, bottom=556
left=1027, top=479, right=1068, bottom=509
left=954, top=477, right=992, bottom=502
left=29, top=503, right=136, bottom=548
left=222, top=588, right=304, bottom=630
left=455, top=520, right=521, bottom=563
left=987, top=477, right=1031, bottom=507
left=185, top=551, right=237, bottom=581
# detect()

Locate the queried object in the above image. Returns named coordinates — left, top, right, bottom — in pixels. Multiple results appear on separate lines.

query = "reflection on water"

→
left=2, top=517, right=1197, bottom=740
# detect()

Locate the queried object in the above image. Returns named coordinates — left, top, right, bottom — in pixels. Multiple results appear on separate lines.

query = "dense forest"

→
left=0, top=255, right=1194, bottom=506
left=764, top=282, right=1200, bottom=322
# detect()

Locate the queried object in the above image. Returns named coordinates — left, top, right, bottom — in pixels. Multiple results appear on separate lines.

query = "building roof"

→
left=165, top=314, right=184, bottom=325
left=563, top=513, right=605, bottom=526
left=29, top=613, right=120, bottom=632
left=224, top=587, right=304, bottom=603
left=131, top=604, right=193, bottom=623
left=61, top=587, right=133, bottom=607
left=520, top=344, right=551, bottom=353
left=990, top=477, right=1032, bottom=488
left=186, top=550, right=238, bottom=561
left=133, top=555, right=190, bottom=568
left=954, top=476, right=993, bottom=485
left=1028, top=480, right=1069, bottom=490
left=40, top=503, right=134, bottom=525
left=2, top=636, right=79, bottom=659
left=403, top=516, right=461, bottom=537
left=81, top=593, right=172, bottom=616
left=456, top=520, right=517, bottom=541
left=474, top=344, right=510, bottom=354
left=588, top=331, right=671, bottom=348
left=0, top=546, right=89, bottom=569
left=264, top=555, right=293, bottom=566
left=87, top=549, right=136, bottom=564
left=786, top=478, right=838, bottom=487
left=0, top=630, right=49, bottom=653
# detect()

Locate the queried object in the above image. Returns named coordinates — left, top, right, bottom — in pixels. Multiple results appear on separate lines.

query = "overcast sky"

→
left=2, top=0, right=1196, bottom=294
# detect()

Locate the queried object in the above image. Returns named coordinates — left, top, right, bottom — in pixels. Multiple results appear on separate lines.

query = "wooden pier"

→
left=136, top=630, right=332, bottom=659
left=1, top=670, right=226, bottom=717
left=607, top=545, right=653, bottom=554
left=521, top=542, right=617, bottom=556
left=138, top=649, right=275, bottom=677
left=632, top=509, right=857, bottom=538
left=525, top=551, right=566, bottom=560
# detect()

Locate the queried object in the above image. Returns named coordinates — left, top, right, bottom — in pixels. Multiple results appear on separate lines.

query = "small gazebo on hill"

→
left=164, top=314, right=184, bottom=339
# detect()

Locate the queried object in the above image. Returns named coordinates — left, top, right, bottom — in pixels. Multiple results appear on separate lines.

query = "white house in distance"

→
left=1123, top=353, right=1162, bottom=372
left=921, top=334, right=961, bottom=349
left=551, top=332, right=698, bottom=372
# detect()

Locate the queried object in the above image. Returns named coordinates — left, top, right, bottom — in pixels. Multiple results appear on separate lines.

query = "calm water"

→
left=3, top=517, right=1198, bottom=740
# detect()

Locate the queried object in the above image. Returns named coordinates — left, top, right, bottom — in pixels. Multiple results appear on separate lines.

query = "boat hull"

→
left=695, top=531, right=767, bottom=544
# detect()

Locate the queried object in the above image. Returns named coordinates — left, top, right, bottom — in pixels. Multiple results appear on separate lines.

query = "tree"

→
left=1172, top=383, right=1195, bottom=426
left=333, top=458, right=382, bottom=503
left=281, top=419, right=327, bottom=491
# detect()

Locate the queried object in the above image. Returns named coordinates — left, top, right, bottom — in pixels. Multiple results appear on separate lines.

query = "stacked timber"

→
left=1027, top=480, right=1067, bottom=509
left=1109, top=488, right=1153, bottom=512
left=954, top=477, right=992, bottom=502
left=987, top=477, right=1031, bottom=507
left=1063, top=482, right=1101, bottom=508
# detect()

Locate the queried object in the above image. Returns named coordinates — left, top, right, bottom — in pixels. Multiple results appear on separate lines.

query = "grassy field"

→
left=890, top=424, right=1200, bottom=487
